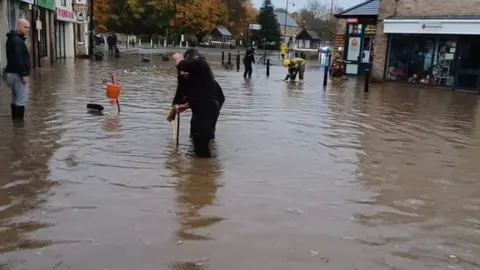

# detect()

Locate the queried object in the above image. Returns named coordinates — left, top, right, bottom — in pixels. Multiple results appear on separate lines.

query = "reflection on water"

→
left=0, top=55, right=480, bottom=269
left=166, top=151, right=223, bottom=269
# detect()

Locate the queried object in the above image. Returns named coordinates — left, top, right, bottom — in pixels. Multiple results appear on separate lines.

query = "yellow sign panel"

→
left=365, top=24, right=376, bottom=35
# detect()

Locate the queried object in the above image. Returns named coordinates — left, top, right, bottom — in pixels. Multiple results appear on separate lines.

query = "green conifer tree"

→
left=255, top=0, right=282, bottom=47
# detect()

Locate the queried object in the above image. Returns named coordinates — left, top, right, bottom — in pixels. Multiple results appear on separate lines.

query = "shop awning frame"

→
left=384, top=16, right=480, bottom=35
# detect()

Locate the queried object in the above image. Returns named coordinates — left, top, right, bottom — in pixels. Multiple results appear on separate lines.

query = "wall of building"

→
left=372, top=0, right=480, bottom=81
left=395, top=0, right=480, bottom=16
left=65, top=22, right=74, bottom=57
left=336, top=18, right=346, bottom=35
left=280, top=25, right=302, bottom=43
left=0, top=0, right=9, bottom=73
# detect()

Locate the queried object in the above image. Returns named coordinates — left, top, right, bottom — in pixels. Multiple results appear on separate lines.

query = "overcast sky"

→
left=252, top=0, right=363, bottom=12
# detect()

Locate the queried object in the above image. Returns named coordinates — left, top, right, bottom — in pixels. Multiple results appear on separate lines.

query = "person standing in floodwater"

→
left=168, top=52, right=220, bottom=157
left=243, top=46, right=255, bottom=79
left=4, top=18, right=31, bottom=122
left=171, top=49, right=225, bottom=140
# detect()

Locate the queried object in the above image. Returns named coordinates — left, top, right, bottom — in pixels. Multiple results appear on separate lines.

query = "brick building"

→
left=336, top=0, right=480, bottom=92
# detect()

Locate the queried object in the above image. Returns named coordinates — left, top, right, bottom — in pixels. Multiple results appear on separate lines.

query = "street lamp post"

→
left=283, top=0, right=295, bottom=44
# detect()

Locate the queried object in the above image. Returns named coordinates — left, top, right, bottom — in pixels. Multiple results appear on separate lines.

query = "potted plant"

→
left=93, top=45, right=104, bottom=61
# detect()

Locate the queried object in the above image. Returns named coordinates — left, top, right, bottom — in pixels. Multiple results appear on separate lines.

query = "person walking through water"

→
left=167, top=50, right=222, bottom=157
left=171, top=49, right=224, bottom=140
left=243, top=46, right=255, bottom=79
left=4, top=19, right=31, bottom=122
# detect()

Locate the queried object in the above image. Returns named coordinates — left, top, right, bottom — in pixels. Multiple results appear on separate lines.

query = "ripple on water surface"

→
left=0, top=56, right=479, bottom=270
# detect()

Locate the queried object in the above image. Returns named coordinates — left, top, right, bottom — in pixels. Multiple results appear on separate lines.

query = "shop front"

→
left=383, top=17, right=480, bottom=92
left=342, top=17, right=377, bottom=76
left=34, top=0, right=55, bottom=67
left=55, top=5, right=76, bottom=59
left=73, top=0, right=88, bottom=57
left=334, top=0, right=379, bottom=76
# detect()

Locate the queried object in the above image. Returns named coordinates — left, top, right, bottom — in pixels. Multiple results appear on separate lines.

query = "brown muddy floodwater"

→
left=0, top=55, right=480, bottom=270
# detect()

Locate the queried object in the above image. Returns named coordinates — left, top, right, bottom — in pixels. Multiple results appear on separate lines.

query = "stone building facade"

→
left=275, top=11, right=301, bottom=45
left=336, top=0, right=480, bottom=91
left=373, top=0, right=480, bottom=83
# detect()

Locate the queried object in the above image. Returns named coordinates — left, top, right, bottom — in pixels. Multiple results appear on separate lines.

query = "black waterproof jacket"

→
left=5, top=30, right=30, bottom=77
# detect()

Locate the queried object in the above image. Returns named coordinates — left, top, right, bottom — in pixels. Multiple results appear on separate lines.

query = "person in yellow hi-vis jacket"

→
left=282, top=58, right=306, bottom=81
left=280, top=43, right=287, bottom=59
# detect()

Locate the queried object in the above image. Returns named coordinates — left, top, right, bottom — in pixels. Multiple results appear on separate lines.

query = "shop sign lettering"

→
left=57, top=8, right=76, bottom=22
left=365, top=24, right=376, bottom=35
left=421, top=23, right=442, bottom=29
left=347, top=18, right=358, bottom=23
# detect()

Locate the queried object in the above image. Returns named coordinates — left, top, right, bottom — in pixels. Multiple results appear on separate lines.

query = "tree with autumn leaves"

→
left=91, top=0, right=258, bottom=41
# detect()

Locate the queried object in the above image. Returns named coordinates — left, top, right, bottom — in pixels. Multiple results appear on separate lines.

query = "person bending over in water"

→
left=171, top=49, right=224, bottom=140
left=282, top=57, right=306, bottom=82
left=168, top=52, right=220, bottom=157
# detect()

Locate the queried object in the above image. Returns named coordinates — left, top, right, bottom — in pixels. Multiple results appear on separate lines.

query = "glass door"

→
left=455, top=36, right=480, bottom=92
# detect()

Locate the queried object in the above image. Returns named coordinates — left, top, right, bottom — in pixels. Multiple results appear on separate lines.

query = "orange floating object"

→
left=106, top=83, right=121, bottom=99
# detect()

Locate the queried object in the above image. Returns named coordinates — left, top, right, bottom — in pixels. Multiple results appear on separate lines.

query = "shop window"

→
left=432, top=38, right=457, bottom=86
left=386, top=35, right=409, bottom=81
left=386, top=35, right=457, bottom=86
left=407, top=36, right=435, bottom=83
left=61, top=0, right=66, bottom=6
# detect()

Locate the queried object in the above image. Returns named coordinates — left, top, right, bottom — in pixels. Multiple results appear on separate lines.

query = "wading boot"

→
left=16, top=106, right=25, bottom=121
left=10, top=104, right=17, bottom=120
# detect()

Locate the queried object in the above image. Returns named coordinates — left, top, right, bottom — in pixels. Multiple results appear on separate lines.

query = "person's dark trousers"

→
left=191, top=113, right=215, bottom=158
left=243, top=61, right=253, bottom=78
left=211, top=105, right=222, bottom=139
left=108, top=45, right=114, bottom=55
left=190, top=116, right=195, bottom=139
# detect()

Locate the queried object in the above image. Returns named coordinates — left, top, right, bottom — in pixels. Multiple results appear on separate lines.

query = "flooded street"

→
left=1, top=55, right=480, bottom=270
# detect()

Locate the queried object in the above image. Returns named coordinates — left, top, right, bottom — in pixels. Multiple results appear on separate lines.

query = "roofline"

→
left=334, top=0, right=377, bottom=17
left=274, top=11, right=300, bottom=27
left=335, top=14, right=378, bottom=18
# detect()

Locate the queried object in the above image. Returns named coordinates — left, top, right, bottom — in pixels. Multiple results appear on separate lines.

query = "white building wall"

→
left=55, top=0, right=75, bottom=58
left=64, top=22, right=74, bottom=57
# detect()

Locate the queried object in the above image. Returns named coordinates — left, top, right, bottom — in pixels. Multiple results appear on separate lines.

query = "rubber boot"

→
left=16, top=106, right=25, bottom=121
left=10, top=104, right=17, bottom=120
left=193, top=136, right=211, bottom=158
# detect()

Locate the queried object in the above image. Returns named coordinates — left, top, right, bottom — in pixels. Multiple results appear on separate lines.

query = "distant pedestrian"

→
left=243, top=46, right=255, bottom=79
left=4, top=18, right=31, bottom=121
left=280, top=43, right=287, bottom=59
left=107, top=32, right=116, bottom=55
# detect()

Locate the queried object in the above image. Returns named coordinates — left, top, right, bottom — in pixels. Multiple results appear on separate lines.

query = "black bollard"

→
left=221, top=51, right=225, bottom=66
left=266, top=59, right=270, bottom=77
left=227, top=52, right=232, bottom=64
left=236, top=54, right=240, bottom=72
left=364, top=69, right=370, bottom=93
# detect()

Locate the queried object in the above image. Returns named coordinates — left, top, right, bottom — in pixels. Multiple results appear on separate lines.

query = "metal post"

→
left=283, top=0, right=288, bottom=44
left=266, top=59, right=270, bottom=77
left=227, top=52, right=232, bottom=64
left=364, top=69, right=370, bottom=93
left=323, top=53, right=331, bottom=87
left=236, top=53, right=240, bottom=72
left=89, top=0, right=94, bottom=58
left=221, top=51, right=224, bottom=66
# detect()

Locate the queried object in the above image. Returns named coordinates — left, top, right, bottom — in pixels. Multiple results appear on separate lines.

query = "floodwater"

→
left=1, top=55, right=480, bottom=270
